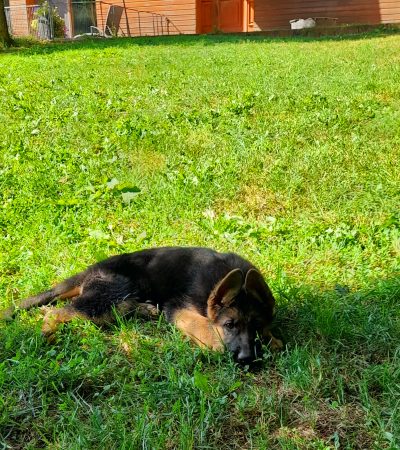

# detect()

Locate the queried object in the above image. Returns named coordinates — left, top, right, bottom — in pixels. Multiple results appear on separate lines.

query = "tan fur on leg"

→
left=59, top=286, right=82, bottom=300
left=42, top=306, right=86, bottom=342
left=264, top=329, right=283, bottom=351
left=172, top=307, right=224, bottom=351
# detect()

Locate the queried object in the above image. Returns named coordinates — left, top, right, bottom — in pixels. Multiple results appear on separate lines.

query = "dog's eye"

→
left=224, top=321, right=235, bottom=330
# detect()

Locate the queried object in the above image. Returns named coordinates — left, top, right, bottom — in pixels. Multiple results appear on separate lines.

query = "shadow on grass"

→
left=2, top=26, right=400, bottom=56
left=274, top=275, right=400, bottom=360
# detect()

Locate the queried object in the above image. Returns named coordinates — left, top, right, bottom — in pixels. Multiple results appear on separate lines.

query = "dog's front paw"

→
left=136, top=302, right=160, bottom=319
left=269, top=336, right=283, bottom=351
left=264, top=329, right=284, bottom=351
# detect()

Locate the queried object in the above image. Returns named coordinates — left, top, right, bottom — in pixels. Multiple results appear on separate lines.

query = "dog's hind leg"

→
left=20, top=274, right=84, bottom=310
left=41, top=272, right=161, bottom=341
left=0, top=273, right=85, bottom=320
left=41, top=305, right=87, bottom=342
left=41, top=298, right=160, bottom=342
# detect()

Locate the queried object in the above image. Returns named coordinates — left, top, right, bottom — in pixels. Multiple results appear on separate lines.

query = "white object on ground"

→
left=289, top=18, right=316, bottom=30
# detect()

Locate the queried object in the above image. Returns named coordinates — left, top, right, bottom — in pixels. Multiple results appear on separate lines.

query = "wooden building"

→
left=95, top=0, right=400, bottom=37
left=5, top=0, right=400, bottom=38
left=6, top=0, right=36, bottom=36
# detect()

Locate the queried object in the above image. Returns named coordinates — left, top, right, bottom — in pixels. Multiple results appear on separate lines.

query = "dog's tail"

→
left=0, top=272, right=85, bottom=320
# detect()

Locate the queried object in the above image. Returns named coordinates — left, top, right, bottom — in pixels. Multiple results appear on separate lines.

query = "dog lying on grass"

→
left=1, top=247, right=282, bottom=364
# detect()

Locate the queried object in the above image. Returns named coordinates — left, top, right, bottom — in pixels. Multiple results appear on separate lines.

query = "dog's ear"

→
left=244, top=269, right=275, bottom=309
left=207, top=269, right=243, bottom=319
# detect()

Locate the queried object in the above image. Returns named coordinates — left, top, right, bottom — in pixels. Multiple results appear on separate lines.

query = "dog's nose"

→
left=236, top=355, right=253, bottom=365
left=236, top=352, right=253, bottom=365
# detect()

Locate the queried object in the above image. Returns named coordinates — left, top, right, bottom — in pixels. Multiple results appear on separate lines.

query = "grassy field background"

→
left=0, top=33, right=399, bottom=449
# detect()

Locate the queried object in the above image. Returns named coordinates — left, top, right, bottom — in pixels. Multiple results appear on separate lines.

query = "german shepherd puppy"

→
left=1, top=247, right=282, bottom=363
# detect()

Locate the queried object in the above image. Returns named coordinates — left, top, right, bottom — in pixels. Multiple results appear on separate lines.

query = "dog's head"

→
left=207, top=268, right=275, bottom=364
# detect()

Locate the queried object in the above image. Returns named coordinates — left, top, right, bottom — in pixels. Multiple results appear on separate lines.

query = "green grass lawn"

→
left=0, top=32, right=399, bottom=449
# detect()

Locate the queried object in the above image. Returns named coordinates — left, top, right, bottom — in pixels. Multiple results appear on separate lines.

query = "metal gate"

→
left=71, top=0, right=96, bottom=36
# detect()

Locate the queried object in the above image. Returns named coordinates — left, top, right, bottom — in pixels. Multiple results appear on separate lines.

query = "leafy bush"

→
left=31, top=1, right=65, bottom=38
